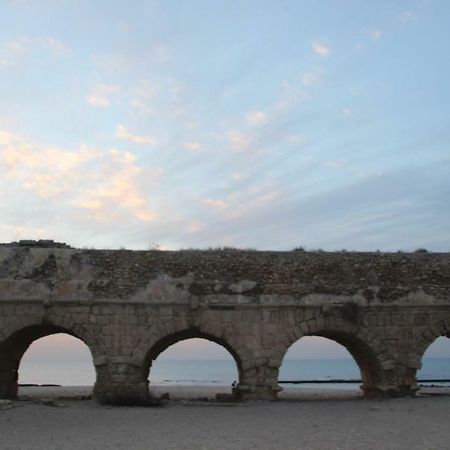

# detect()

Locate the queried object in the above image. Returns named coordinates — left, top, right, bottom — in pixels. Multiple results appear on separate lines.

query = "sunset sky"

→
left=1, top=0, right=449, bottom=252
left=19, top=333, right=450, bottom=385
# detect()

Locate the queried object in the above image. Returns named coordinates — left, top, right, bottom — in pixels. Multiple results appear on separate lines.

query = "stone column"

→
left=92, top=358, right=151, bottom=405
left=359, top=355, right=419, bottom=398
left=235, top=358, right=280, bottom=400
left=0, top=360, right=18, bottom=399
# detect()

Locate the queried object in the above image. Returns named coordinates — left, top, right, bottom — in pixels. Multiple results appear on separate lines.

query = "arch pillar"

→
left=359, top=339, right=421, bottom=398
left=0, top=327, right=47, bottom=399
left=93, top=358, right=151, bottom=405
left=232, top=353, right=280, bottom=400
left=0, top=358, right=19, bottom=399
left=396, top=318, right=450, bottom=398
left=359, top=363, right=418, bottom=398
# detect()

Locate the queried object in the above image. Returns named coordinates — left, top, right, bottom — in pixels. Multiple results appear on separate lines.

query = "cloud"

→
left=73, top=150, right=161, bottom=222
left=0, top=129, right=159, bottom=222
left=0, top=36, right=68, bottom=66
left=0, top=38, right=27, bottom=66
left=166, top=79, right=188, bottom=118
left=135, top=80, right=154, bottom=99
left=312, top=42, right=330, bottom=57
left=245, top=111, right=267, bottom=126
left=130, top=80, right=154, bottom=114
left=183, top=141, right=202, bottom=151
left=153, top=44, right=171, bottom=63
left=400, top=11, right=416, bottom=23
left=13, top=225, right=49, bottom=239
left=285, top=134, right=309, bottom=146
left=0, top=130, right=94, bottom=197
left=227, top=131, right=253, bottom=152
left=324, top=160, right=345, bottom=169
left=302, top=72, right=320, bottom=86
left=116, top=124, right=157, bottom=145
left=199, top=183, right=281, bottom=220
left=371, top=30, right=382, bottom=41
left=231, top=172, right=244, bottom=181
left=341, top=107, right=352, bottom=117
left=41, top=37, right=68, bottom=55
left=0, top=224, right=49, bottom=241
left=3, top=39, right=26, bottom=56
left=275, top=80, right=308, bottom=111
left=0, top=129, right=17, bottom=145
left=129, top=99, right=153, bottom=114
left=202, top=197, right=226, bottom=210
left=185, top=221, right=205, bottom=234
left=87, top=83, right=119, bottom=107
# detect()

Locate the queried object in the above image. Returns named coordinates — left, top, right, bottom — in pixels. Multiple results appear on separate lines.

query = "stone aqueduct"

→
left=0, top=241, right=449, bottom=404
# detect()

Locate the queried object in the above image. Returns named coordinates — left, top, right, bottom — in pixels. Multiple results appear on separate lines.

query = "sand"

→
left=1, top=386, right=449, bottom=450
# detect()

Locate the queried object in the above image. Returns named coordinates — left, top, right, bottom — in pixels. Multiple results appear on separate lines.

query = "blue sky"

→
left=1, top=0, right=449, bottom=253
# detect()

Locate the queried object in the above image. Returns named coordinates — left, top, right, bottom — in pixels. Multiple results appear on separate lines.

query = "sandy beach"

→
left=1, top=386, right=449, bottom=450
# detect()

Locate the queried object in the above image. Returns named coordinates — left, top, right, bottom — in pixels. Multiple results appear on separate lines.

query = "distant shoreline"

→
left=16, top=384, right=450, bottom=404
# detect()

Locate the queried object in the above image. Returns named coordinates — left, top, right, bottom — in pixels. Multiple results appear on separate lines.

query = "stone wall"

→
left=0, top=241, right=449, bottom=403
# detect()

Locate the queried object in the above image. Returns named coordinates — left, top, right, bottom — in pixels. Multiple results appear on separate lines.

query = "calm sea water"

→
left=18, top=358, right=450, bottom=389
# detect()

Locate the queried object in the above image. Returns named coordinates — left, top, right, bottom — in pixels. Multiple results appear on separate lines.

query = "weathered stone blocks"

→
left=0, top=243, right=449, bottom=403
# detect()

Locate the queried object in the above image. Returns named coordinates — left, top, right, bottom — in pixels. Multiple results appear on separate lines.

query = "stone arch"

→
left=416, top=318, right=450, bottom=361
left=0, top=320, right=100, bottom=399
left=408, top=317, right=450, bottom=389
left=0, top=314, right=105, bottom=362
left=276, top=320, right=395, bottom=397
left=142, top=327, right=244, bottom=384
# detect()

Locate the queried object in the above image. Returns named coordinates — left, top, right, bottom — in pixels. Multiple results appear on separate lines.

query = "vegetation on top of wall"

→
left=180, top=246, right=258, bottom=252
left=0, top=241, right=444, bottom=254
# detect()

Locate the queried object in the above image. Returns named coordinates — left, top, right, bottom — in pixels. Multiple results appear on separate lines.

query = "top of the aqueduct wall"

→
left=0, top=240, right=449, bottom=306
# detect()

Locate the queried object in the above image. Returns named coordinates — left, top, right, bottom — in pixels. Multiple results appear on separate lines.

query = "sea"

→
left=18, top=357, right=450, bottom=389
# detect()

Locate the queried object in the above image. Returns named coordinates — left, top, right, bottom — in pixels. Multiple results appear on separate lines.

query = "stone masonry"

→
left=0, top=240, right=449, bottom=404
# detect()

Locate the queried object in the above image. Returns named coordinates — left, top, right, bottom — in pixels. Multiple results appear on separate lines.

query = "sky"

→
left=2, top=1, right=450, bottom=371
left=21, top=335, right=450, bottom=364
left=20, top=335, right=356, bottom=384
left=19, top=334, right=450, bottom=384
left=0, top=0, right=449, bottom=252
left=21, top=335, right=358, bottom=362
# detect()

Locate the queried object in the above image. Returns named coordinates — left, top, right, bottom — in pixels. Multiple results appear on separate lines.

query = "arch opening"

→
left=278, top=332, right=384, bottom=399
left=144, top=329, right=241, bottom=401
left=417, top=335, right=450, bottom=394
left=0, top=324, right=96, bottom=400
